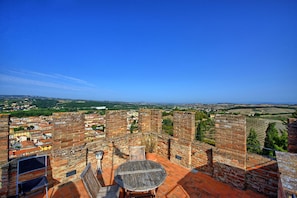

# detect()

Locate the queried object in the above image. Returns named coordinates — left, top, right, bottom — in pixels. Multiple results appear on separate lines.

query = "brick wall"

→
left=156, top=133, right=171, bottom=159
left=0, top=115, right=9, bottom=165
left=169, top=111, right=196, bottom=168
left=213, top=115, right=247, bottom=190
left=138, top=109, right=151, bottom=132
left=52, top=112, right=85, bottom=149
left=288, top=118, right=297, bottom=153
left=2, top=111, right=282, bottom=197
left=173, top=111, right=195, bottom=141
left=151, top=110, right=162, bottom=133
left=215, top=114, right=246, bottom=169
left=170, top=138, right=192, bottom=168
left=51, top=112, right=86, bottom=184
left=246, top=153, right=278, bottom=197
left=0, top=114, right=9, bottom=198
left=191, top=141, right=214, bottom=176
left=105, top=110, right=127, bottom=138
left=138, top=109, right=162, bottom=133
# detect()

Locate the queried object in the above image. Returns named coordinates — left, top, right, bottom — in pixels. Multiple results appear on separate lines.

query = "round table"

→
left=114, top=160, right=167, bottom=192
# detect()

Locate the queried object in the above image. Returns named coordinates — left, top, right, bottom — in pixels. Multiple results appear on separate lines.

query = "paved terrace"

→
left=32, top=154, right=266, bottom=198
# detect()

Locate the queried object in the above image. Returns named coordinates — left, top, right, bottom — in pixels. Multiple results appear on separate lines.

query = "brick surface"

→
left=215, top=114, right=246, bottom=168
left=288, top=118, right=297, bottom=153
left=0, top=114, right=9, bottom=198
left=173, top=111, right=195, bottom=142
left=105, top=110, right=127, bottom=137
left=138, top=109, right=162, bottom=133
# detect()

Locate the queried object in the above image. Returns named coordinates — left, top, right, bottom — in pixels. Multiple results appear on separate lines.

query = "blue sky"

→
left=0, top=0, right=296, bottom=104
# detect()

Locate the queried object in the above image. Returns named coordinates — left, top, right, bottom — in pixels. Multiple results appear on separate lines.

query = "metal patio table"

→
left=114, top=160, right=167, bottom=195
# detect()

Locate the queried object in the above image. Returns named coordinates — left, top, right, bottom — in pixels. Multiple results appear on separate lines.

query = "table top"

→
left=114, top=160, right=167, bottom=192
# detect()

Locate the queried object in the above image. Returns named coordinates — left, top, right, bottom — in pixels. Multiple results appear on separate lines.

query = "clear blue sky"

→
left=0, top=0, right=296, bottom=104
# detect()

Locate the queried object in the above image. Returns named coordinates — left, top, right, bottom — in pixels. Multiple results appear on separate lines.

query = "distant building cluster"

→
left=8, top=110, right=140, bottom=158
left=9, top=116, right=53, bottom=158
left=1, top=97, right=37, bottom=111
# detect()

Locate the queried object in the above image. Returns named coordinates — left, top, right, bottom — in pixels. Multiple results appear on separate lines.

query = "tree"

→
left=162, top=118, right=173, bottom=136
left=247, top=128, right=261, bottom=154
left=195, top=111, right=208, bottom=120
left=196, top=121, right=205, bottom=141
left=196, top=118, right=215, bottom=143
left=292, top=110, right=297, bottom=118
left=275, top=130, right=288, bottom=151
left=263, top=123, right=278, bottom=157
left=130, top=120, right=137, bottom=133
left=262, top=122, right=288, bottom=157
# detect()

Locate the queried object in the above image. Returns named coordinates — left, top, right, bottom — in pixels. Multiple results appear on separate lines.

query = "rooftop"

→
left=31, top=154, right=266, bottom=198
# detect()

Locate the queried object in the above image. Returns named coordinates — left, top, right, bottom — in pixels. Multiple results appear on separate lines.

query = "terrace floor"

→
left=32, top=155, right=267, bottom=198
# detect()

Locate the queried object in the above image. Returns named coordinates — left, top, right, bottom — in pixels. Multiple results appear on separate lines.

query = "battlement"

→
left=0, top=110, right=296, bottom=197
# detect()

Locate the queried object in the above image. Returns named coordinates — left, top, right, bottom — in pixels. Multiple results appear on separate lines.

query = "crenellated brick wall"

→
left=169, top=112, right=195, bottom=168
left=150, top=109, right=162, bottom=133
left=173, top=111, right=195, bottom=141
left=191, top=141, right=214, bottom=176
left=52, top=112, right=85, bottom=149
left=246, top=153, right=278, bottom=197
left=138, top=109, right=162, bottom=133
left=105, top=110, right=128, bottom=137
left=215, top=114, right=246, bottom=169
left=170, top=138, right=192, bottom=168
left=1, top=111, right=287, bottom=197
left=288, top=118, right=297, bottom=153
left=0, top=114, right=10, bottom=198
left=213, top=114, right=247, bottom=189
left=156, top=134, right=171, bottom=159
left=51, top=112, right=86, bottom=184
left=0, top=115, right=9, bottom=165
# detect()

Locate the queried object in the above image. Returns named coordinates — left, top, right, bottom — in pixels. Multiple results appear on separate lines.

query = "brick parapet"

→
left=288, top=118, right=297, bottom=153
left=215, top=114, right=247, bottom=169
left=150, top=110, right=162, bottom=133
left=138, top=109, right=162, bottom=133
left=50, top=112, right=86, bottom=184
left=156, top=133, right=171, bottom=159
left=105, top=110, right=128, bottom=138
left=170, top=138, right=192, bottom=168
left=213, top=162, right=246, bottom=190
left=52, top=112, right=85, bottom=150
left=0, top=114, right=9, bottom=165
left=173, top=111, right=195, bottom=142
left=138, top=109, right=151, bottom=132
left=0, top=164, right=9, bottom=198
left=2, top=110, right=281, bottom=197
left=191, top=141, right=214, bottom=176
left=0, top=114, right=9, bottom=198
left=51, top=146, right=87, bottom=184
left=246, top=153, right=278, bottom=197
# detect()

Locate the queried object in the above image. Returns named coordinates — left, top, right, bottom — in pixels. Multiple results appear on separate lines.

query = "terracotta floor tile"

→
left=31, top=155, right=267, bottom=198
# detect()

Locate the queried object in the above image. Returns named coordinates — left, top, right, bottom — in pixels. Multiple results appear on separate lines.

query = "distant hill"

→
left=0, top=95, right=171, bottom=114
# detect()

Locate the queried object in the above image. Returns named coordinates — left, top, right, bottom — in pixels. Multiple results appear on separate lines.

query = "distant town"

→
left=1, top=95, right=296, bottom=113
left=1, top=95, right=296, bottom=159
